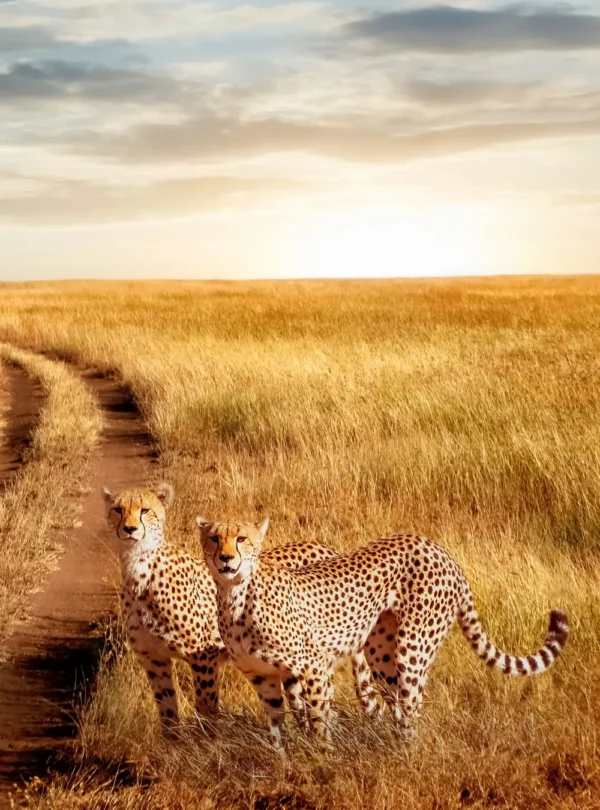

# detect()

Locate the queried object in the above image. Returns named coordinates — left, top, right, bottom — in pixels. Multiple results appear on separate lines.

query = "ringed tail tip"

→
left=548, top=608, right=569, bottom=647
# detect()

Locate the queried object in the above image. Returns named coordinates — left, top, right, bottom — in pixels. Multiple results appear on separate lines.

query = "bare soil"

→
left=0, top=364, right=153, bottom=802
left=0, top=365, right=44, bottom=487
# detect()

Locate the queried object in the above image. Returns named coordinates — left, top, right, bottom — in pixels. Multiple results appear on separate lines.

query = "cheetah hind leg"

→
left=363, top=611, right=403, bottom=726
left=284, top=670, right=340, bottom=737
left=389, top=611, right=450, bottom=741
left=351, top=651, right=383, bottom=721
left=301, top=661, right=335, bottom=748
left=284, top=674, right=310, bottom=733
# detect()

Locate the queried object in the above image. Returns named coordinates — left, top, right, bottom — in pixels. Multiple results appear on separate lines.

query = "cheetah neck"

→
left=119, top=530, right=165, bottom=594
left=217, top=578, right=250, bottom=625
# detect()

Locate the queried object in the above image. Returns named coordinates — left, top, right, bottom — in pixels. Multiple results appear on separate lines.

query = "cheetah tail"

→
left=457, top=594, right=568, bottom=676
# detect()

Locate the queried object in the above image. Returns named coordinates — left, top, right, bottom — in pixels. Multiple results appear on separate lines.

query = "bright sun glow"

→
left=291, top=206, right=490, bottom=278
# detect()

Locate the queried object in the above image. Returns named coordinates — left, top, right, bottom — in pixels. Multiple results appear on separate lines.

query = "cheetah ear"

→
left=258, top=517, right=269, bottom=538
left=101, top=486, right=114, bottom=505
left=156, top=482, right=174, bottom=509
left=196, top=516, right=209, bottom=529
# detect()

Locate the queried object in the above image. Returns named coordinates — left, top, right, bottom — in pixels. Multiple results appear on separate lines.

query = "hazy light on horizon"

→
left=1, top=1, right=600, bottom=280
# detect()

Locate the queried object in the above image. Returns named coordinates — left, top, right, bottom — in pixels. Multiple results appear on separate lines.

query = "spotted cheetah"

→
left=102, top=485, right=379, bottom=730
left=198, top=517, right=568, bottom=746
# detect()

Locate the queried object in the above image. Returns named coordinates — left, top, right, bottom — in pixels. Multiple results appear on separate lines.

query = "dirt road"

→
left=0, top=365, right=44, bottom=487
left=0, top=361, right=153, bottom=800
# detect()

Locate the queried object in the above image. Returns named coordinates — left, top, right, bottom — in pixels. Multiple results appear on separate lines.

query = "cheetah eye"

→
left=140, top=508, right=150, bottom=516
left=237, top=536, right=247, bottom=543
left=113, top=506, right=123, bottom=515
left=209, top=535, right=219, bottom=543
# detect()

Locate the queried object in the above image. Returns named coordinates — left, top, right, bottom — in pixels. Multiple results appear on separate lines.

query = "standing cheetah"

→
left=102, top=485, right=379, bottom=730
left=198, top=517, right=568, bottom=746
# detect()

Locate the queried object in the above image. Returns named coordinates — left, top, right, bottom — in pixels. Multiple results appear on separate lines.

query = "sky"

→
left=1, top=0, right=600, bottom=280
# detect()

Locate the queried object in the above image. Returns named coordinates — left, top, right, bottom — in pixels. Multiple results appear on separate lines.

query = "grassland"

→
left=0, top=344, right=101, bottom=639
left=0, top=277, right=598, bottom=808
left=0, top=362, right=5, bottom=463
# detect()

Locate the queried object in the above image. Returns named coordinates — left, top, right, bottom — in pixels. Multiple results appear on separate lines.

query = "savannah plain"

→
left=0, top=276, right=598, bottom=809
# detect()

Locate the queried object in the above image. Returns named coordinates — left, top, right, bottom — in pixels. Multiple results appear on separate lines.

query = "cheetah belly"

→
left=231, top=652, right=286, bottom=678
left=224, top=629, right=292, bottom=677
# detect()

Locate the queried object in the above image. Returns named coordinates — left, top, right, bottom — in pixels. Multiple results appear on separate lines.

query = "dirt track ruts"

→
left=0, top=360, right=154, bottom=801
left=0, top=365, right=44, bottom=488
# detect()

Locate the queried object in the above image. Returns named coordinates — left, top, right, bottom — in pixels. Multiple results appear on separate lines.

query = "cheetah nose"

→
left=219, top=553, right=235, bottom=563
left=123, top=525, right=137, bottom=535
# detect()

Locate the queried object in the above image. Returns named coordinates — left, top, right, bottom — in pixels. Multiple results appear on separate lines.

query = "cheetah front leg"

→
left=301, top=662, right=334, bottom=745
left=249, top=675, right=287, bottom=750
left=188, top=645, right=222, bottom=722
left=136, top=652, right=179, bottom=730
left=283, top=674, right=309, bottom=733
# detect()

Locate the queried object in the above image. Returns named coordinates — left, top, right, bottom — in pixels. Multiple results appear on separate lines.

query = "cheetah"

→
left=198, top=517, right=568, bottom=746
left=102, top=484, right=379, bottom=730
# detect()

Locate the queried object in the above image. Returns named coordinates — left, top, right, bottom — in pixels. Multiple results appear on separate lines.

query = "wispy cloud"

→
left=53, top=115, right=600, bottom=166
left=0, top=174, right=300, bottom=225
left=0, top=1, right=330, bottom=46
left=0, top=25, right=58, bottom=51
left=404, top=79, right=543, bottom=107
left=344, top=4, right=600, bottom=53
left=0, top=60, right=205, bottom=106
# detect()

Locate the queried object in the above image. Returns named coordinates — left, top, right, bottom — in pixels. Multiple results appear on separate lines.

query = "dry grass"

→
left=0, top=277, right=598, bottom=808
left=0, top=360, right=6, bottom=460
left=0, top=344, right=102, bottom=640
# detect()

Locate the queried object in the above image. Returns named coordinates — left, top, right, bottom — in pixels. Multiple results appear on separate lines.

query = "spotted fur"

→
left=198, top=518, right=568, bottom=746
left=102, top=485, right=380, bottom=730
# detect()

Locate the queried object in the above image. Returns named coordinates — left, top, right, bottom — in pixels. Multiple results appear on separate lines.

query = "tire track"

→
left=0, top=365, right=44, bottom=487
left=0, top=362, right=154, bottom=801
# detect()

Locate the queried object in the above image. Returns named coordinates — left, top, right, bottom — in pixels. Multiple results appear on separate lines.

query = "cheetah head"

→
left=197, top=516, right=269, bottom=583
left=102, top=483, right=173, bottom=545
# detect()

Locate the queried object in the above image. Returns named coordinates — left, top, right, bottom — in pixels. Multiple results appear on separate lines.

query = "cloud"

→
left=55, top=114, right=600, bottom=166
left=0, top=25, right=58, bottom=51
left=5, top=1, right=330, bottom=46
left=0, top=174, right=300, bottom=225
left=119, top=53, right=152, bottom=67
left=344, top=4, right=600, bottom=53
left=404, top=79, right=542, bottom=107
left=0, top=60, right=205, bottom=106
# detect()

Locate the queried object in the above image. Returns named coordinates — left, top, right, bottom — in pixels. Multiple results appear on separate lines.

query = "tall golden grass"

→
left=0, top=277, right=598, bottom=808
left=0, top=361, right=6, bottom=462
left=0, top=344, right=101, bottom=638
